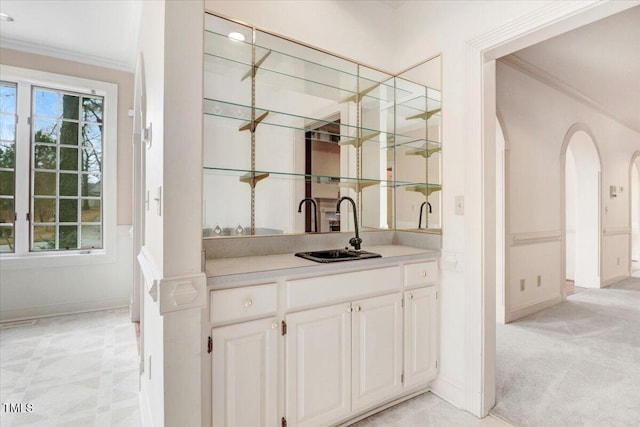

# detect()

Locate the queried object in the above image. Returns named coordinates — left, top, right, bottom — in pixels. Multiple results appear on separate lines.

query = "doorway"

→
left=563, top=128, right=601, bottom=290
left=631, top=153, right=640, bottom=274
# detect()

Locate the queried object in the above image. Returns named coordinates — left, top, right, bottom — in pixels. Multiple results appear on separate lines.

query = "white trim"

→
left=602, top=274, right=630, bottom=288
left=138, top=246, right=160, bottom=302
left=139, top=389, right=154, bottom=427
left=603, top=226, right=631, bottom=236
left=629, top=151, right=640, bottom=277
left=507, top=294, right=563, bottom=323
left=0, top=65, right=118, bottom=270
left=510, top=230, right=562, bottom=245
left=0, top=38, right=134, bottom=72
left=431, top=375, right=466, bottom=410
left=499, top=55, right=640, bottom=134
left=0, top=298, right=128, bottom=323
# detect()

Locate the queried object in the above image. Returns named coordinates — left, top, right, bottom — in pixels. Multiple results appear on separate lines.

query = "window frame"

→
left=0, top=65, right=117, bottom=269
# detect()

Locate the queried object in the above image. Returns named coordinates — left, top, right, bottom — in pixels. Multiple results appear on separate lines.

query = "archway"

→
left=495, top=115, right=507, bottom=323
left=562, top=126, right=602, bottom=291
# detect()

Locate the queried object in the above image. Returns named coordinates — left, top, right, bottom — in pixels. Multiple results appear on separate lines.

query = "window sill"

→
left=0, top=249, right=116, bottom=270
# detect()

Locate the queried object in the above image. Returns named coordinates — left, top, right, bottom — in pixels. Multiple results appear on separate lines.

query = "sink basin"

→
left=295, top=249, right=381, bottom=263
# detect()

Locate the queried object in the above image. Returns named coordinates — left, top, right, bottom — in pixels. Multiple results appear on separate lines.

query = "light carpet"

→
left=492, top=277, right=640, bottom=427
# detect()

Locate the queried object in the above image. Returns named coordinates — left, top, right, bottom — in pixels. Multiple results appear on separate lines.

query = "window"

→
left=0, top=82, right=17, bottom=253
left=31, top=87, right=104, bottom=251
left=0, top=66, right=117, bottom=266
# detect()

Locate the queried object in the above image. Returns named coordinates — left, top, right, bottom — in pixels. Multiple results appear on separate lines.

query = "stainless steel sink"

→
left=295, top=249, right=381, bottom=263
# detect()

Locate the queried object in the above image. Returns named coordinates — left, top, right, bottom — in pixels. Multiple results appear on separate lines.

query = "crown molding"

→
left=499, top=54, right=640, bottom=134
left=0, top=37, right=134, bottom=73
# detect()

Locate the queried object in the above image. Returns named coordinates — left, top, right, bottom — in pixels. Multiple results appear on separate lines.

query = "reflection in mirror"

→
left=202, top=13, right=442, bottom=237
left=394, top=56, right=442, bottom=231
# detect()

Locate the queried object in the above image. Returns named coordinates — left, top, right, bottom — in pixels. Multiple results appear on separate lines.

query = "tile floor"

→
left=0, top=308, right=507, bottom=427
left=0, top=308, right=141, bottom=427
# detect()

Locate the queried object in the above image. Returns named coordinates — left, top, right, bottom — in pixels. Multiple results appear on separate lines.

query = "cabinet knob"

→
left=422, top=271, right=427, bottom=278
left=354, top=305, right=361, bottom=312
left=244, top=298, right=253, bottom=307
left=409, top=294, right=414, bottom=300
left=271, top=321, right=279, bottom=330
left=346, top=306, right=353, bottom=313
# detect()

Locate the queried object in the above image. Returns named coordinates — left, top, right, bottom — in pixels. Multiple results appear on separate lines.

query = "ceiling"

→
left=0, top=0, right=142, bottom=71
left=503, top=5, right=640, bottom=133
left=0, top=1, right=638, bottom=134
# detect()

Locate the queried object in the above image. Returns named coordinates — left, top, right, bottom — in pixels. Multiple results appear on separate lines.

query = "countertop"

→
left=206, top=244, right=439, bottom=287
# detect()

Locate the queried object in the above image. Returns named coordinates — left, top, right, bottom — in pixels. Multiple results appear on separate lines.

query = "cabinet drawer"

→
left=210, top=283, right=277, bottom=324
left=405, top=261, right=438, bottom=288
left=287, top=266, right=401, bottom=311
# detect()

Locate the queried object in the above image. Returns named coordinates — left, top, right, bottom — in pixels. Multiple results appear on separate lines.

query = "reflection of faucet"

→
left=336, top=196, right=362, bottom=250
left=418, top=201, right=432, bottom=229
left=297, top=198, right=318, bottom=233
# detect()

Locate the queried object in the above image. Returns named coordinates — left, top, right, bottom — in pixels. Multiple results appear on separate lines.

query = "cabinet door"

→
left=404, top=286, right=438, bottom=388
left=211, top=317, right=279, bottom=427
left=352, top=293, right=403, bottom=412
left=286, top=303, right=352, bottom=427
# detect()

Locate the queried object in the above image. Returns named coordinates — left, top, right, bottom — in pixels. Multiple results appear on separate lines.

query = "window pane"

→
left=34, top=171, right=56, bottom=195
left=34, top=145, right=57, bottom=169
left=33, top=225, right=55, bottom=250
left=34, top=118, right=58, bottom=144
left=0, top=142, right=15, bottom=168
left=81, top=199, right=100, bottom=222
left=0, top=225, right=14, bottom=253
left=59, top=225, right=78, bottom=250
left=0, top=171, right=14, bottom=195
left=82, top=146, right=102, bottom=173
left=33, top=198, right=56, bottom=223
left=59, top=199, right=78, bottom=223
left=82, top=97, right=103, bottom=123
left=0, top=198, right=14, bottom=223
left=81, top=174, right=101, bottom=197
left=81, top=225, right=101, bottom=248
left=60, top=94, right=79, bottom=120
left=34, top=89, right=58, bottom=117
left=60, top=121, right=79, bottom=145
left=59, top=147, right=78, bottom=170
left=82, top=124, right=102, bottom=149
left=0, top=84, right=16, bottom=114
left=59, top=173, right=78, bottom=196
left=0, top=114, right=16, bottom=141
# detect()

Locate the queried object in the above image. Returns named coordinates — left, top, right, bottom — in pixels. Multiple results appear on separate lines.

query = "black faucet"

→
left=297, top=198, right=318, bottom=233
left=336, top=196, right=362, bottom=250
left=418, top=201, right=432, bottom=229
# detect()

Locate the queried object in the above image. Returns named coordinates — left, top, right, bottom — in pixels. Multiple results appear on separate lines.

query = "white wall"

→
left=497, top=59, right=640, bottom=318
left=0, top=49, right=134, bottom=322
left=569, top=133, right=601, bottom=288
left=565, top=147, right=577, bottom=280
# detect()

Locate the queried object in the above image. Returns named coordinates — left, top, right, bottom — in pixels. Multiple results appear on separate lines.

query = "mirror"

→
left=202, top=13, right=441, bottom=237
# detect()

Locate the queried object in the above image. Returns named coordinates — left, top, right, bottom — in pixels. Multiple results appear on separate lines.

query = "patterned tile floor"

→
left=0, top=308, right=140, bottom=427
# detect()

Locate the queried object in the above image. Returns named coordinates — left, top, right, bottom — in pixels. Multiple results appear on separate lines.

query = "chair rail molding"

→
left=603, top=226, right=631, bottom=236
left=138, top=246, right=160, bottom=302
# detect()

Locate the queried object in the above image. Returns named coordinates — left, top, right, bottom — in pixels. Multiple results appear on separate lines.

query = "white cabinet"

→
left=404, top=286, right=439, bottom=388
left=352, top=293, right=403, bottom=412
left=211, top=317, right=279, bottom=427
left=285, top=293, right=403, bottom=427
left=286, top=303, right=352, bottom=427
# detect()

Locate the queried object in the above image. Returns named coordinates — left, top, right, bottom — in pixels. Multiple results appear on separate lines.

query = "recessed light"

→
left=0, top=13, right=14, bottom=22
left=228, top=32, right=245, bottom=42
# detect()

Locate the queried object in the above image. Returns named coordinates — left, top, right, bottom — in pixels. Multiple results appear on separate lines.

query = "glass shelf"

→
left=397, top=182, right=442, bottom=197
left=204, top=98, right=440, bottom=148
left=203, top=166, right=432, bottom=192
left=204, top=28, right=407, bottom=105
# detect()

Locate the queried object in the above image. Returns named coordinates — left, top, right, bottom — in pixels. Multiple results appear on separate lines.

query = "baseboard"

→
left=507, top=295, right=562, bottom=322
left=430, top=375, right=466, bottom=410
left=602, top=274, right=629, bottom=288
left=0, top=297, right=129, bottom=322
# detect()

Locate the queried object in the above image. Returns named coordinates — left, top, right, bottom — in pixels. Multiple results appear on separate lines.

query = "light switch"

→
left=455, top=196, right=464, bottom=215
